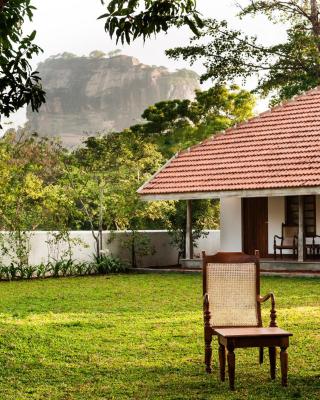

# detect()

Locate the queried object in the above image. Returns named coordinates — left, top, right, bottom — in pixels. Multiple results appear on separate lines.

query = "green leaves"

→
left=165, top=2, right=320, bottom=103
left=99, top=0, right=203, bottom=44
left=129, top=84, right=255, bottom=158
left=0, top=1, right=45, bottom=126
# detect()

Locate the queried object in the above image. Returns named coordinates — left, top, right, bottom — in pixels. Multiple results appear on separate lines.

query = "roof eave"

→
left=139, top=185, right=320, bottom=201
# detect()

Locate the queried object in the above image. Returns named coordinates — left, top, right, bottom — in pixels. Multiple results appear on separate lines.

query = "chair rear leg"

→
left=259, top=347, right=264, bottom=365
left=269, top=347, right=276, bottom=380
left=280, top=346, right=288, bottom=387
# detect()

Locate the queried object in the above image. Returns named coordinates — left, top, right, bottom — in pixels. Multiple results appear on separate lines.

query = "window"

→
left=285, top=196, right=316, bottom=236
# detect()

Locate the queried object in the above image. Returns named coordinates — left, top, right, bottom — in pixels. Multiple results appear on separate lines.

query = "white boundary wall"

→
left=0, top=230, right=220, bottom=268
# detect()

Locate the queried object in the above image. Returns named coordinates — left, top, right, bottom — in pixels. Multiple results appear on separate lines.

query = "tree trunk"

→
left=310, top=0, right=320, bottom=39
left=131, top=233, right=137, bottom=268
left=95, top=235, right=100, bottom=259
left=98, top=186, right=103, bottom=255
left=309, top=0, right=320, bottom=77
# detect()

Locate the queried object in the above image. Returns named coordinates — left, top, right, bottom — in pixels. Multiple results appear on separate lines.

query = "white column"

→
left=185, top=200, right=193, bottom=259
left=220, top=198, right=242, bottom=251
left=298, top=195, right=304, bottom=262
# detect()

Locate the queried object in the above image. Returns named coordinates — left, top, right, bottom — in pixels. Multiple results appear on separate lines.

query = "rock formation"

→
left=27, top=54, right=199, bottom=147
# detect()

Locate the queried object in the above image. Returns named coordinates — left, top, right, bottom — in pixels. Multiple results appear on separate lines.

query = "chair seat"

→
left=215, top=327, right=292, bottom=351
left=215, top=327, right=292, bottom=338
left=274, top=245, right=296, bottom=249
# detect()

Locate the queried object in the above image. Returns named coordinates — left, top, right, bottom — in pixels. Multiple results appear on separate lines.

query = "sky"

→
left=3, top=0, right=288, bottom=131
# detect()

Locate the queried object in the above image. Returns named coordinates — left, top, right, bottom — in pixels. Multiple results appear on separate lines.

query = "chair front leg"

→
left=227, top=345, right=236, bottom=391
left=218, top=343, right=226, bottom=381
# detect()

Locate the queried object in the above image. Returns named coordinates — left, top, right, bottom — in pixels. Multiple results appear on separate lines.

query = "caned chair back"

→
left=282, top=224, right=298, bottom=246
left=202, top=252, right=261, bottom=328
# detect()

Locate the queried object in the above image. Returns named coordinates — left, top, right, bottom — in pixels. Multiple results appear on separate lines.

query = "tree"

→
left=0, top=130, right=67, bottom=269
left=129, top=85, right=255, bottom=158
left=167, top=1, right=320, bottom=103
left=89, top=50, right=106, bottom=58
left=167, top=199, right=219, bottom=264
left=107, top=49, right=122, bottom=57
left=0, top=1, right=45, bottom=126
left=71, top=131, right=175, bottom=265
left=108, top=85, right=254, bottom=262
left=101, top=1, right=320, bottom=103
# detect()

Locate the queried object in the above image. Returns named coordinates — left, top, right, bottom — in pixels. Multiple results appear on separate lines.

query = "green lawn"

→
left=0, top=274, right=318, bottom=399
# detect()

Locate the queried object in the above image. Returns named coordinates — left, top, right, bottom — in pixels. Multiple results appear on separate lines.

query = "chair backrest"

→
left=202, top=251, right=261, bottom=328
left=282, top=224, right=298, bottom=246
left=282, top=224, right=298, bottom=238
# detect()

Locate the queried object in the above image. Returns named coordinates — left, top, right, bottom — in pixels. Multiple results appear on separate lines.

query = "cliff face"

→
left=27, top=55, right=199, bottom=147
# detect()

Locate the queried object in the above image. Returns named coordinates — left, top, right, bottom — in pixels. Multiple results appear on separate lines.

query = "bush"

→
left=92, top=254, right=127, bottom=274
left=23, top=265, right=37, bottom=279
left=49, top=259, right=74, bottom=277
left=36, top=263, right=50, bottom=279
left=0, top=256, right=127, bottom=280
left=74, top=262, right=90, bottom=276
left=0, top=266, right=11, bottom=280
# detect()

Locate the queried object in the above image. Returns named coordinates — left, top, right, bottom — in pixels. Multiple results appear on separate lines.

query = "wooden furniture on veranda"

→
left=305, top=234, right=320, bottom=258
left=202, top=251, right=292, bottom=390
left=273, top=224, right=298, bottom=259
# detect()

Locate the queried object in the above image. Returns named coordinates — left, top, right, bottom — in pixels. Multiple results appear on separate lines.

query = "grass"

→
left=0, top=274, right=318, bottom=399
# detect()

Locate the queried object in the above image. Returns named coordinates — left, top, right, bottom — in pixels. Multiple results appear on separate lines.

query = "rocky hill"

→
left=27, top=54, right=199, bottom=147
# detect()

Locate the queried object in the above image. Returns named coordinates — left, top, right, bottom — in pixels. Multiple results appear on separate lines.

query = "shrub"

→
left=9, top=263, right=18, bottom=280
left=49, top=259, right=74, bottom=277
left=0, top=266, right=10, bottom=280
left=36, top=263, right=50, bottom=279
left=74, top=262, right=90, bottom=276
left=92, top=254, right=127, bottom=274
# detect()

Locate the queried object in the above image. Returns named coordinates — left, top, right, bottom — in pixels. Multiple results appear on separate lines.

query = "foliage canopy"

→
left=0, top=0, right=45, bottom=126
left=101, top=0, right=320, bottom=102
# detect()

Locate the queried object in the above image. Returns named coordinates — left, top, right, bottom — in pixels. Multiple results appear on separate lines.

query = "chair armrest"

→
left=273, top=235, right=282, bottom=245
left=259, top=292, right=277, bottom=327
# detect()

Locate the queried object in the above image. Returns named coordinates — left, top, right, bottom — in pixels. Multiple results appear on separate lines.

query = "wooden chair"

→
left=202, top=251, right=292, bottom=390
left=274, top=224, right=298, bottom=259
left=305, top=234, right=320, bottom=258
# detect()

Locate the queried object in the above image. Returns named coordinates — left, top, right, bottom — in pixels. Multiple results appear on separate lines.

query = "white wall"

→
left=0, top=230, right=221, bottom=268
left=268, top=196, right=285, bottom=254
left=220, top=197, right=242, bottom=251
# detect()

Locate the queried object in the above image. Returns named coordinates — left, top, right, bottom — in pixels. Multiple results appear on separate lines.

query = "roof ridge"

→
left=205, top=85, right=320, bottom=141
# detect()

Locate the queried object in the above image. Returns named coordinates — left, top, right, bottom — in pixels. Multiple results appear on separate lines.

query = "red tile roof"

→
left=138, top=87, right=320, bottom=198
